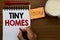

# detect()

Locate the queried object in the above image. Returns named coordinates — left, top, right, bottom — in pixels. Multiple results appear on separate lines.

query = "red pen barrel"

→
left=4, top=1, right=30, bottom=5
left=3, top=1, right=30, bottom=9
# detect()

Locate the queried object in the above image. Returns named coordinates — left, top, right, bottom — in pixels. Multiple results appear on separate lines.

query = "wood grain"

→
left=0, top=0, right=60, bottom=40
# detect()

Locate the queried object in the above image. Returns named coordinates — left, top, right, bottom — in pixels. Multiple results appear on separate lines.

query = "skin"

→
left=18, top=27, right=37, bottom=40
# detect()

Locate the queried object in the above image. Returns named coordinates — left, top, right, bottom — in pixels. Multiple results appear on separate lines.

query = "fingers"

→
left=18, top=28, right=24, bottom=40
left=26, top=27, right=37, bottom=40
left=26, top=27, right=33, bottom=34
left=18, top=27, right=37, bottom=40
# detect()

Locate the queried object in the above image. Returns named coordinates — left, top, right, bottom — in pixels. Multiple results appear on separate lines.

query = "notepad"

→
left=3, top=9, right=30, bottom=40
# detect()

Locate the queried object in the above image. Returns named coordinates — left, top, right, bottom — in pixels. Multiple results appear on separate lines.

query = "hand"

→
left=18, top=27, right=37, bottom=40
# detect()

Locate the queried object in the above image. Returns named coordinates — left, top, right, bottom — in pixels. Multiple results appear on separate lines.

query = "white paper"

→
left=3, top=9, right=30, bottom=40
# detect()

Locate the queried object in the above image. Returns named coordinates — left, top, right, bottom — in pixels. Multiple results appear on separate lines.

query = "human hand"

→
left=18, top=27, right=37, bottom=40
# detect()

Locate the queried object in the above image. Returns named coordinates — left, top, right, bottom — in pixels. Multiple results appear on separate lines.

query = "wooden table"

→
left=31, top=16, right=60, bottom=40
left=0, top=0, right=60, bottom=40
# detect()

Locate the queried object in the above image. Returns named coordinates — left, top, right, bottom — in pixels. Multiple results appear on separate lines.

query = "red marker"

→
left=4, top=1, right=30, bottom=5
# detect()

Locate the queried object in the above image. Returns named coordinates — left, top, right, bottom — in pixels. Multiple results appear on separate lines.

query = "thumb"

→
left=26, top=27, right=34, bottom=39
left=18, top=28, right=24, bottom=40
left=26, top=27, right=33, bottom=35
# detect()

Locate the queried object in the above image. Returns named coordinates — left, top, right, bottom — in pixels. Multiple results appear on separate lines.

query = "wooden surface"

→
left=0, top=0, right=60, bottom=40
left=31, top=17, right=60, bottom=40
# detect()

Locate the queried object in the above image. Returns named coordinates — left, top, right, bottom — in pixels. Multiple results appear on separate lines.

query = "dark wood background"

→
left=0, top=0, right=60, bottom=40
